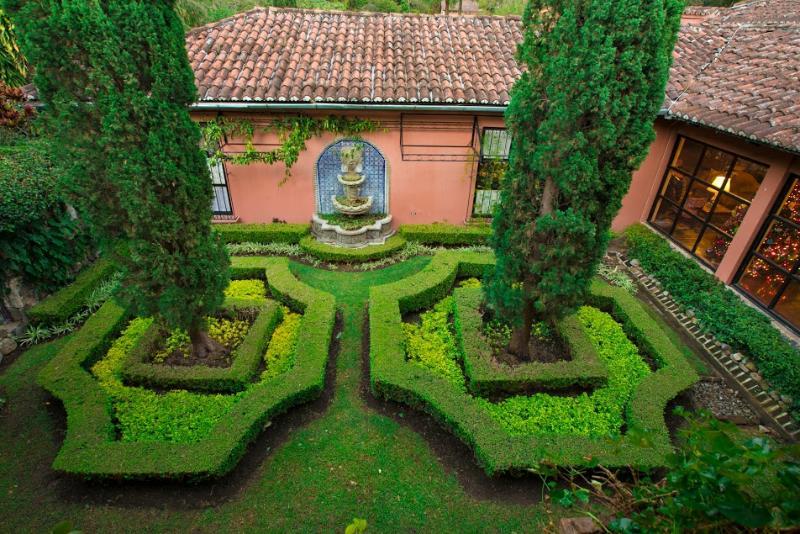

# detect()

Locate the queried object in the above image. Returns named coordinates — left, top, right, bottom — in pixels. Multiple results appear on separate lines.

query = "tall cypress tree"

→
left=8, top=0, right=229, bottom=354
left=485, top=0, right=682, bottom=359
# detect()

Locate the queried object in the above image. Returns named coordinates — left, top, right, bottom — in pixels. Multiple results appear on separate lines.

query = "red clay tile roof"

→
left=187, top=8, right=523, bottom=105
left=187, top=2, right=800, bottom=152
left=664, top=0, right=800, bottom=153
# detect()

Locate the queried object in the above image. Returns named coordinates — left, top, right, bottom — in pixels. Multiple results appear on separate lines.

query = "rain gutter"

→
left=189, top=101, right=507, bottom=113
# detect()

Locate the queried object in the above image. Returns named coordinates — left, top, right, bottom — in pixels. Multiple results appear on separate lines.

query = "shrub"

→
left=369, top=252, right=697, bottom=475
left=262, top=308, right=301, bottom=381
left=37, top=256, right=335, bottom=479
left=0, top=138, right=94, bottom=293
left=121, top=300, right=283, bottom=393
left=454, top=287, right=608, bottom=395
left=625, top=224, right=800, bottom=416
left=477, top=306, right=650, bottom=438
left=298, top=235, right=406, bottom=262
left=399, top=223, right=492, bottom=246
left=402, top=296, right=465, bottom=391
left=214, top=223, right=310, bottom=244
left=224, top=279, right=266, bottom=300
left=26, top=257, right=118, bottom=325
left=93, top=318, right=240, bottom=443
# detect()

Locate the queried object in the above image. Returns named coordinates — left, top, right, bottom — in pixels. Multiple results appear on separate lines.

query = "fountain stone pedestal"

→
left=312, top=141, right=394, bottom=248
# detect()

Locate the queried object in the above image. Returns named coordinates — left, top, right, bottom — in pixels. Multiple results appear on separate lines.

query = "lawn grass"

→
left=0, top=256, right=561, bottom=532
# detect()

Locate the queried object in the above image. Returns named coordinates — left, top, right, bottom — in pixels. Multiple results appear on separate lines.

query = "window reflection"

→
left=736, top=175, right=800, bottom=332
left=648, top=136, right=768, bottom=268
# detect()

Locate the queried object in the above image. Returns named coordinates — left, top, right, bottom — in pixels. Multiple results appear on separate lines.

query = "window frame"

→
left=208, top=156, right=234, bottom=217
left=647, top=135, right=768, bottom=269
left=472, top=127, right=511, bottom=217
left=734, top=173, right=800, bottom=331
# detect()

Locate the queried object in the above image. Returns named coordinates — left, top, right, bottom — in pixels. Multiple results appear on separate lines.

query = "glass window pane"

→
left=739, top=256, right=788, bottom=306
left=774, top=279, right=800, bottom=328
left=650, top=198, right=679, bottom=232
left=709, top=194, right=749, bottom=236
left=696, top=147, right=734, bottom=184
left=482, top=129, right=511, bottom=159
left=683, top=179, right=717, bottom=220
left=660, top=170, right=690, bottom=204
left=672, top=211, right=703, bottom=250
left=670, top=137, right=704, bottom=174
left=777, top=178, right=800, bottom=225
left=695, top=227, right=730, bottom=268
left=727, top=158, right=766, bottom=201
left=754, top=219, right=800, bottom=272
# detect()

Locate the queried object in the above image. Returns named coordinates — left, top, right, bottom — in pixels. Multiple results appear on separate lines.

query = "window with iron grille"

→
left=472, top=128, right=511, bottom=217
left=208, top=157, right=233, bottom=216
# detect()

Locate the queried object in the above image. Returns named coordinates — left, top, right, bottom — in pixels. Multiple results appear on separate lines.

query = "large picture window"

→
left=736, top=174, right=800, bottom=330
left=648, top=136, right=768, bottom=268
left=472, top=128, right=511, bottom=217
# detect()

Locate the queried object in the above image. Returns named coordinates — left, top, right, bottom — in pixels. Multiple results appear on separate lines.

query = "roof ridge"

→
left=185, top=6, right=269, bottom=36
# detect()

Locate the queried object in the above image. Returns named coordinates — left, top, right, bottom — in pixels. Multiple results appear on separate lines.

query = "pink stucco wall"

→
left=199, top=109, right=800, bottom=288
left=195, top=110, right=505, bottom=226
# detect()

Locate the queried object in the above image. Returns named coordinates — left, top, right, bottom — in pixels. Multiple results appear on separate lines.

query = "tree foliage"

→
left=0, top=7, right=26, bottom=86
left=485, top=0, right=682, bottom=357
left=7, top=0, right=229, bottom=334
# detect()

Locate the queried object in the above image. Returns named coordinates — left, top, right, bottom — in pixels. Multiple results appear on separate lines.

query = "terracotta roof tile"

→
left=187, top=3, right=800, bottom=152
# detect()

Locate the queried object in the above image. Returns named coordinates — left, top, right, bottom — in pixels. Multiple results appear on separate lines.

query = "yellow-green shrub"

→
left=262, top=308, right=301, bottom=380
left=224, top=279, right=266, bottom=300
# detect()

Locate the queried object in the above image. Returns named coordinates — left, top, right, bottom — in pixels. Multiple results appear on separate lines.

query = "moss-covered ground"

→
left=0, top=257, right=563, bottom=532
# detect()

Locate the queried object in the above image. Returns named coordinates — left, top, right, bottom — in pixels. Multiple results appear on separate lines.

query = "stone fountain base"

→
left=311, top=213, right=394, bottom=248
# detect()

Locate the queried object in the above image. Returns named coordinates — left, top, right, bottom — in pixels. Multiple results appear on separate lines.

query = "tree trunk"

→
left=508, top=176, right=557, bottom=360
left=189, top=327, right=225, bottom=360
left=508, top=296, right=535, bottom=360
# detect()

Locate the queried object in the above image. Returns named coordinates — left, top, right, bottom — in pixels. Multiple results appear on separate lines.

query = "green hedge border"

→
left=453, top=287, right=608, bottom=396
left=399, top=223, right=491, bottom=246
left=213, top=223, right=309, bottom=244
left=369, top=251, right=698, bottom=475
left=119, top=299, right=283, bottom=393
left=625, top=224, right=800, bottom=416
left=38, top=256, right=335, bottom=480
left=298, top=234, right=406, bottom=262
left=27, top=257, right=118, bottom=325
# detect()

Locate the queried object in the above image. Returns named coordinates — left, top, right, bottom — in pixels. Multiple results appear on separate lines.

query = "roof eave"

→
left=189, top=101, right=508, bottom=114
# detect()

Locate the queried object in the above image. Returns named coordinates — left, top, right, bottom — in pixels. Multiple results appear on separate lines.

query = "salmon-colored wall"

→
left=195, top=110, right=505, bottom=226
left=615, top=117, right=800, bottom=284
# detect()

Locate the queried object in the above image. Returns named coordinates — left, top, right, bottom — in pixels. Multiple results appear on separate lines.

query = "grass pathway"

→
left=0, top=257, right=553, bottom=532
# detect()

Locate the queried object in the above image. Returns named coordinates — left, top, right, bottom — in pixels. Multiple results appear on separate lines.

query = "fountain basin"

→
left=311, top=213, right=394, bottom=248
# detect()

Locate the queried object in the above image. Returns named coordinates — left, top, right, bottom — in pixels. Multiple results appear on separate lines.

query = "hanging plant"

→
left=201, top=115, right=379, bottom=183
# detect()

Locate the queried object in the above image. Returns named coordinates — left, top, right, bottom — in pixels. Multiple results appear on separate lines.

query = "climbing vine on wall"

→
left=201, top=115, right=379, bottom=182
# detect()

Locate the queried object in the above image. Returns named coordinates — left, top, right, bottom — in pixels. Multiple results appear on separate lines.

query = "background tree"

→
left=0, top=7, right=26, bottom=86
left=8, top=0, right=229, bottom=355
left=485, top=0, right=682, bottom=359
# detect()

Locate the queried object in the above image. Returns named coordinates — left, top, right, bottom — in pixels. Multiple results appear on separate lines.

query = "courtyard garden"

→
left=1, top=0, right=799, bottom=531
left=2, top=224, right=799, bottom=532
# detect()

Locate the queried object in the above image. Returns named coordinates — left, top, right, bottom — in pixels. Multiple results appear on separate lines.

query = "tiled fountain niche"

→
left=312, top=139, right=394, bottom=248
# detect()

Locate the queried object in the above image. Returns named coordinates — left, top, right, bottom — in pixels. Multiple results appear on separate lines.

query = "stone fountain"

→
left=331, top=143, right=373, bottom=215
left=311, top=140, right=393, bottom=248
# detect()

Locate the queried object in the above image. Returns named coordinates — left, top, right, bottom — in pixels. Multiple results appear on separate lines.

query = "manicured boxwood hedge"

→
left=626, top=224, right=800, bottom=415
left=299, top=234, right=407, bottom=262
left=37, top=257, right=335, bottom=480
left=398, top=223, right=492, bottom=246
left=120, top=300, right=282, bottom=393
left=369, top=251, right=697, bottom=475
left=27, top=257, right=118, bottom=325
left=453, top=287, right=608, bottom=396
left=213, top=223, right=309, bottom=244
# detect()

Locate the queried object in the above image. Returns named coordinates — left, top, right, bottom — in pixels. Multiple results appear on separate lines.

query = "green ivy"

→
left=202, top=115, right=379, bottom=182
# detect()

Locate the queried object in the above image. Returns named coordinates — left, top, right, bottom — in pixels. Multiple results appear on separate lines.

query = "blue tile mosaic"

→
left=316, top=139, right=387, bottom=214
